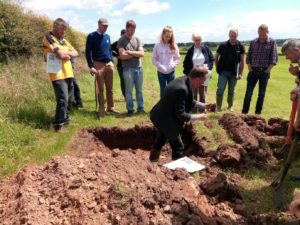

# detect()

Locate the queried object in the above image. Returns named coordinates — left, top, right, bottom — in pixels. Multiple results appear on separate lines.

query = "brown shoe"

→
left=107, top=108, right=120, bottom=114
left=149, top=148, right=161, bottom=162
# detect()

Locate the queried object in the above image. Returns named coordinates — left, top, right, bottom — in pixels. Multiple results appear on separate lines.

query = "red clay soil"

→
left=0, top=122, right=296, bottom=224
left=205, top=103, right=216, bottom=113
left=0, top=145, right=247, bottom=224
left=219, top=113, right=285, bottom=162
left=241, top=114, right=289, bottom=136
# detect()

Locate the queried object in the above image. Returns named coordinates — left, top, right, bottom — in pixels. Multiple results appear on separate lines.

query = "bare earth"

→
left=0, top=114, right=298, bottom=225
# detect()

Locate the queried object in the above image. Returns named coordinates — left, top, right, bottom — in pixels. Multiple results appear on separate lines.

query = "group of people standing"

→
left=152, top=24, right=278, bottom=115
left=43, top=17, right=278, bottom=133
left=149, top=24, right=278, bottom=161
left=86, top=19, right=145, bottom=117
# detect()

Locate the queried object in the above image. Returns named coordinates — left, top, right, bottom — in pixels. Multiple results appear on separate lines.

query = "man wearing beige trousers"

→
left=85, top=18, right=119, bottom=117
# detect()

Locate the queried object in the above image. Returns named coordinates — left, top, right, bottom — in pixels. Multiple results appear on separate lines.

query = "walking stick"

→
left=94, top=75, right=98, bottom=112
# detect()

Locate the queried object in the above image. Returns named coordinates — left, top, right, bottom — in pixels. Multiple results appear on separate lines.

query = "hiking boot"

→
left=149, top=148, right=161, bottom=162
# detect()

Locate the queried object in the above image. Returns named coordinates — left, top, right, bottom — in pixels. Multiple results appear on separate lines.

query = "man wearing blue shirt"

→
left=85, top=18, right=119, bottom=117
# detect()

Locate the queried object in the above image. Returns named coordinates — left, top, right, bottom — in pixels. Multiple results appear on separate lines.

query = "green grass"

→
left=0, top=52, right=298, bottom=214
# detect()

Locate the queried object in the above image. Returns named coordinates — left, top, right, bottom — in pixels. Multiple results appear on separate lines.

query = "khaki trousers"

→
left=94, top=61, right=114, bottom=112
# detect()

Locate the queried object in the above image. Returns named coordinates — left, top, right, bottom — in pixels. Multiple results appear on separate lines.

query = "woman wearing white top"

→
left=152, top=26, right=180, bottom=98
left=183, top=33, right=214, bottom=104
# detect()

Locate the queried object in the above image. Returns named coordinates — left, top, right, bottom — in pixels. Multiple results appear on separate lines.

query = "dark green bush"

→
left=0, top=0, right=86, bottom=63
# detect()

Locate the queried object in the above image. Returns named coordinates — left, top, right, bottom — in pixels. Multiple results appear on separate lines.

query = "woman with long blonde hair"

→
left=152, top=26, right=180, bottom=98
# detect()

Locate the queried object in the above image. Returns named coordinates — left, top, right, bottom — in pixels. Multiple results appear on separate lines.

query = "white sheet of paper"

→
left=163, top=156, right=205, bottom=173
left=46, top=53, right=62, bottom=74
left=236, top=63, right=240, bottom=79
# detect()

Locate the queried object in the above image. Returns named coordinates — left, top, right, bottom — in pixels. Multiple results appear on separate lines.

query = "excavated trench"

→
left=0, top=114, right=298, bottom=225
left=89, top=123, right=205, bottom=157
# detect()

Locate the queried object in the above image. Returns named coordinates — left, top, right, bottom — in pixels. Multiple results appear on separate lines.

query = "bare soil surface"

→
left=0, top=115, right=297, bottom=225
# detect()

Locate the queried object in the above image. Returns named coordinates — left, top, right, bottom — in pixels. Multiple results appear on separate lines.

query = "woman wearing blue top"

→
left=183, top=33, right=214, bottom=104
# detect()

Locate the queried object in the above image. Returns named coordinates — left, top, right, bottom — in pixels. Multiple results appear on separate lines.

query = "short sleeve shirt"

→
left=43, top=32, right=75, bottom=81
left=117, top=35, right=143, bottom=68
left=216, top=41, right=245, bottom=72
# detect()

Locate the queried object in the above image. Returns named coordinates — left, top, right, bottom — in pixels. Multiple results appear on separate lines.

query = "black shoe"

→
left=76, top=102, right=84, bottom=109
left=149, top=149, right=161, bottom=162
left=63, top=117, right=71, bottom=126
left=172, top=152, right=184, bottom=161
left=54, top=123, right=64, bottom=132
left=127, top=110, right=134, bottom=116
left=137, top=108, right=145, bottom=113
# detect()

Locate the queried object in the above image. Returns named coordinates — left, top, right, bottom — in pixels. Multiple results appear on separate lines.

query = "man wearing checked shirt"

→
left=242, top=24, right=278, bottom=115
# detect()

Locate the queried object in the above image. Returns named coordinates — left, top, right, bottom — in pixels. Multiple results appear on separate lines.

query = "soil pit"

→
left=0, top=120, right=297, bottom=225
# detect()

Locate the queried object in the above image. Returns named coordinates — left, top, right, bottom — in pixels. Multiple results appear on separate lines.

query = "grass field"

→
left=0, top=52, right=299, bottom=214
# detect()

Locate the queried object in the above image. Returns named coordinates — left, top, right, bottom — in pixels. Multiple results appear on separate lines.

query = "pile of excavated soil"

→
left=0, top=148, right=246, bottom=224
left=0, top=118, right=297, bottom=225
left=218, top=113, right=286, bottom=165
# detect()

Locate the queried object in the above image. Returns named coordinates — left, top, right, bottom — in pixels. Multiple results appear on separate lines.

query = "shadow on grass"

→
left=236, top=162, right=298, bottom=215
left=72, top=107, right=149, bottom=120
left=9, top=102, right=52, bottom=129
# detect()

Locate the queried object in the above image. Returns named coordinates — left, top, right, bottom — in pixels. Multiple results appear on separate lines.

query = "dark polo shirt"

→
left=216, top=40, right=245, bottom=73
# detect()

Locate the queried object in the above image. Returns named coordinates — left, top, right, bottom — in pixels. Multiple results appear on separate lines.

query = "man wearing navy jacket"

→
left=85, top=18, right=119, bottom=117
left=149, top=67, right=207, bottom=162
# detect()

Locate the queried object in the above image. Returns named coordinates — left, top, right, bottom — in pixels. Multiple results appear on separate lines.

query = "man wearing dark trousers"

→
left=149, top=67, right=207, bottom=162
left=111, top=29, right=126, bottom=98
left=70, top=57, right=83, bottom=108
left=43, top=18, right=78, bottom=132
left=242, top=24, right=278, bottom=115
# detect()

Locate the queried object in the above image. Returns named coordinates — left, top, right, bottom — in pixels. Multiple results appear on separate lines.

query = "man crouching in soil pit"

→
left=149, top=67, right=207, bottom=162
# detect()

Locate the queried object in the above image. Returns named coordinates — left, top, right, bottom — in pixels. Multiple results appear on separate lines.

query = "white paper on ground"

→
left=163, top=156, right=205, bottom=173
left=46, top=53, right=62, bottom=74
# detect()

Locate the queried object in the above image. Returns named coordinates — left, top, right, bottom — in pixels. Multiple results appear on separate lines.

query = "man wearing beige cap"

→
left=85, top=18, right=118, bottom=117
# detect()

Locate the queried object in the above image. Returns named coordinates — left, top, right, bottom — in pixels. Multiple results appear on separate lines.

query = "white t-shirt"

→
left=192, top=48, right=205, bottom=67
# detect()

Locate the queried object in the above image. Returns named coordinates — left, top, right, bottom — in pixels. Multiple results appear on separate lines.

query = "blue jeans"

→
left=242, top=71, right=270, bottom=114
left=158, top=71, right=175, bottom=98
left=216, top=70, right=237, bottom=106
left=216, top=71, right=237, bottom=96
left=123, top=67, right=144, bottom=113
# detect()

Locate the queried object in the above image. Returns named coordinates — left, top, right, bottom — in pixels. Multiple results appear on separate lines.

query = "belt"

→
left=94, top=59, right=111, bottom=63
left=252, top=67, right=267, bottom=72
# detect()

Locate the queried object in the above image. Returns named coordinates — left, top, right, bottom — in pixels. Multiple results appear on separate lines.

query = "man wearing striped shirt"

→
left=242, top=24, right=278, bottom=115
